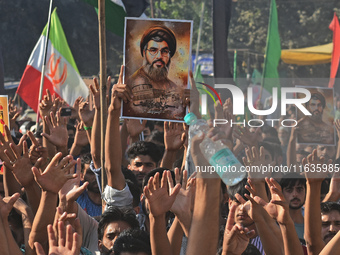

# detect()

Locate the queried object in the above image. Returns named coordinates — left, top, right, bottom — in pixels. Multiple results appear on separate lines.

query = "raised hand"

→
left=78, top=100, right=94, bottom=128
left=164, top=122, right=185, bottom=151
left=256, top=178, right=292, bottom=225
left=3, top=140, right=34, bottom=187
left=0, top=125, right=26, bottom=162
left=39, top=89, right=54, bottom=118
left=0, top=193, right=20, bottom=220
left=170, top=169, right=195, bottom=215
left=73, top=122, right=89, bottom=147
left=27, top=131, right=49, bottom=167
left=223, top=97, right=233, bottom=117
left=222, top=204, right=255, bottom=255
left=242, top=146, right=273, bottom=180
left=70, top=96, right=83, bottom=120
left=32, top=153, right=77, bottom=194
left=59, top=158, right=88, bottom=205
left=233, top=126, right=261, bottom=148
left=125, top=119, right=147, bottom=137
left=144, top=171, right=181, bottom=218
left=34, top=220, right=81, bottom=255
left=42, top=111, right=68, bottom=149
left=89, top=78, right=101, bottom=110
left=302, top=149, right=332, bottom=182
left=111, top=65, right=133, bottom=108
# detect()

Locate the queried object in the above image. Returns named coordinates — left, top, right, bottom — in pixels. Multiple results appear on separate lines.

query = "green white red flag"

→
left=17, top=8, right=88, bottom=112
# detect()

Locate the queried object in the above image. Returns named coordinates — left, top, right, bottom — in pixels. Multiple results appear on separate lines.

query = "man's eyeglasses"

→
left=146, top=47, right=170, bottom=56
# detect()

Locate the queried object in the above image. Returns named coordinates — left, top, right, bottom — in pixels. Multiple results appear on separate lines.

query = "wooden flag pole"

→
left=98, top=0, right=107, bottom=195
left=36, top=0, right=53, bottom=126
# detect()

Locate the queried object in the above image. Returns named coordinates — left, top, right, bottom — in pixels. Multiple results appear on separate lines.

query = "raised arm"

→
left=105, top=66, right=132, bottom=190
left=4, top=137, right=41, bottom=214
left=89, top=78, right=102, bottom=169
left=319, top=230, right=340, bottom=255
left=186, top=133, right=221, bottom=255
left=0, top=193, right=22, bottom=255
left=144, top=171, right=181, bottom=255
left=1, top=125, right=26, bottom=196
left=260, top=178, right=304, bottom=255
left=161, top=122, right=185, bottom=169
left=42, top=111, right=69, bottom=157
left=29, top=153, right=77, bottom=253
left=69, top=122, right=89, bottom=157
left=303, top=149, right=330, bottom=255
left=222, top=204, right=255, bottom=255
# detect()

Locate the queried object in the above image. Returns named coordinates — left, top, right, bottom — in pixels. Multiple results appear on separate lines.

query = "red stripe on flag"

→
left=17, top=66, right=60, bottom=112
left=329, top=13, right=340, bottom=88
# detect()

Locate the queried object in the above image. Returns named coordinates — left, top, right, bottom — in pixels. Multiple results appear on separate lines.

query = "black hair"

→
left=113, top=229, right=151, bottom=255
left=142, top=167, right=174, bottom=188
left=242, top=243, right=262, bottom=255
left=127, top=141, right=162, bottom=165
left=280, top=173, right=306, bottom=190
left=321, top=202, right=340, bottom=214
left=123, top=167, right=141, bottom=208
left=97, top=207, right=139, bottom=241
left=145, top=130, right=164, bottom=145
left=262, top=125, right=279, bottom=139
left=145, top=121, right=154, bottom=133
left=227, top=178, right=250, bottom=202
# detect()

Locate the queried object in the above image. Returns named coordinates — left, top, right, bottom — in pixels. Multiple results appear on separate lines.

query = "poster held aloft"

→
left=296, top=86, right=335, bottom=146
left=122, top=18, right=193, bottom=122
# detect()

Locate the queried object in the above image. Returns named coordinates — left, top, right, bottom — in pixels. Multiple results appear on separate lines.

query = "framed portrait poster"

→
left=122, top=18, right=193, bottom=122
left=296, top=86, right=335, bottom=146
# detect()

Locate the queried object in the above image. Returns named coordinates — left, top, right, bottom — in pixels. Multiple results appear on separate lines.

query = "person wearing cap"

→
left=128, top=25, right=177, bottom=91
left=297, top=91, right=334, bottom=144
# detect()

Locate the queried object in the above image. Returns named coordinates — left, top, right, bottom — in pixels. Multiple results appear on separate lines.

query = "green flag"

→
left=83, top=0, right=147, bottom=37
left=262, top=0, right=281, bottom=97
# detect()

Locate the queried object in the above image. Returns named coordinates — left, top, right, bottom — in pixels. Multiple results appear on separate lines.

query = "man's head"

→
left=98, top=207, right=139, bottom=255
left=321, top=202, right=340, bottom=244
left=227, top=178, right=254, bottom=228
left=113, top=229, right=151, bottom=255
left=140, top=26, right=176, bottom=82
left=127, top=141, right=162, bottom=184
left=317, top=145, right=336, bottom=163
left=306, top=92, right=326, bottom=121
left=280, top=173, right=306, bottom=210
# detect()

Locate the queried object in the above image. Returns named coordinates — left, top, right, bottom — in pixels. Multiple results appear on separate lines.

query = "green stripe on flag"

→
left=42, top=8, right=80, bottom=73
left=262, top=0, right=281, bottom=97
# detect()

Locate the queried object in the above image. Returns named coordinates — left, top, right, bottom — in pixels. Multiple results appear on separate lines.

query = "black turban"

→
left=140, top=25, right=176, bottom=58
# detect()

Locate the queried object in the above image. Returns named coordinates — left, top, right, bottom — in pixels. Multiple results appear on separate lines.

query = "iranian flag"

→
left=17, top=8, right=88, bottom=112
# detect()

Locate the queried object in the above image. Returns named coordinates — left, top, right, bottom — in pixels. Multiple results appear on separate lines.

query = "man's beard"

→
left=311, top=110, right=322, bottom=121
left=145, top=59, right=169, bottom=82
left=289, top=198, right=304, bottom=210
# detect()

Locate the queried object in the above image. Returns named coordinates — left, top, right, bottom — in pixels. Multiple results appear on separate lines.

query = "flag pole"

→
left=36, top=0, right=53, bottom=126
left=194, top=1, right=205, bottom=75
left=98, top=0, right=107, bottom=196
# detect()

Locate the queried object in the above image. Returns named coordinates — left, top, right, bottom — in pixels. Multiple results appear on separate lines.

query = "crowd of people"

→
left=0, top=66, right=340, bottom=255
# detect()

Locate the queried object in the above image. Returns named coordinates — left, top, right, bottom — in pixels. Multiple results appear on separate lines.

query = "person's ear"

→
left=98, top=240, right=103, bottom=252
left=228, top=198, right=233, bottom=209
left=127, top=164, right=131, bottom=170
